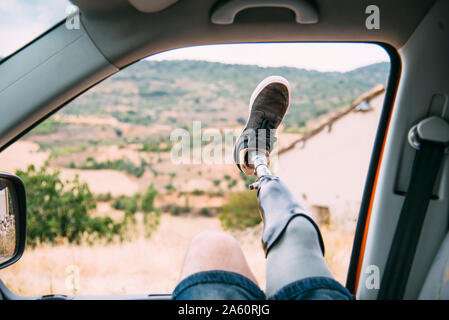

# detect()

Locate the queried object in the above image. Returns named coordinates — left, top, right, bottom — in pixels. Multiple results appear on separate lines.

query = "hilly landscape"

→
left=30, top=59, right=389, bottom=163
left=62, top=60, right=390, bottom=130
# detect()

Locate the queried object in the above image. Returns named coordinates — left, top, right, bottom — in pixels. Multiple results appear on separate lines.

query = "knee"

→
left=181, top=230, right=256, bottom=283
left=190, top=231, right=240, bottom=254
left=288, top=216, right=317, bottom=232
left=284, top=216, right=321, bottom=244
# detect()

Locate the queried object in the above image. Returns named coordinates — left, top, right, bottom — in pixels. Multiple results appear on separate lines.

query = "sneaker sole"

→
left=245, top=75, right=291, bottom=129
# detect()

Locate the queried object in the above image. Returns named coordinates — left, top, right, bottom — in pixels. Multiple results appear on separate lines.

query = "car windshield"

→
left=0, top=0, right=72, bottom=59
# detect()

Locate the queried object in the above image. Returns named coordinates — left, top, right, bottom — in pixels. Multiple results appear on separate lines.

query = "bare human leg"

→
left=179, top=230, right=258, bottom=285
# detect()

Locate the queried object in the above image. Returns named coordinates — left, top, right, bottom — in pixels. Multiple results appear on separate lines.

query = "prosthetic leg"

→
left=247, top=150, right=332, bottom=296
left=233, top=77, right=333, bottom=296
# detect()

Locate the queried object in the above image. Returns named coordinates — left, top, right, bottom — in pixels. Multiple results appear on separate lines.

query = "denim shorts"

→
left=172, top=270, right=353, bottom=300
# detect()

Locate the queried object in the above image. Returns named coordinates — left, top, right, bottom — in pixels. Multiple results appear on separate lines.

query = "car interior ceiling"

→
left=0, top=0, right=448, bottom=299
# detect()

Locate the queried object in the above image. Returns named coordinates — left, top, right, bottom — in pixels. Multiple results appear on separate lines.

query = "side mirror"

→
left=0, top=172, right=26, bottom=270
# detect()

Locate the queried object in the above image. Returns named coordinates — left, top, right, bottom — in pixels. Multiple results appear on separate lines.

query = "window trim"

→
left=345, top=43, right=401, bottom=294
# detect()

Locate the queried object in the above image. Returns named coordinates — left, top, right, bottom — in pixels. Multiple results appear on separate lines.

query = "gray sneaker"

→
left=233, top=76, right=291, bottom=175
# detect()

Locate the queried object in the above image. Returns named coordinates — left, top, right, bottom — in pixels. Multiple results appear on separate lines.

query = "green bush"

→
left=29, top=118, right=66, bottom=135
left=184, top=195, right=191, bottom=213
left=139, top=139, right=172, bottom=152
left=168, top=172, right=176, bottom=179
left=78, top=157, right=145, bottom=178
left=200, top=207, right=213, bottom=217
left=16, top=165, right=122, bottom=247
left=162, top=204, right=182, bottom=216
left=143, top=209, right=160, bottom=238
left=95, top=192, right=112, bottom=202
left=208, top=190, right=224, bottom=197
left=219, top=192, right=261, bottom=231
left=236, top=117, right=246, bottom=125
left=227, top=179, right=237, bottom=190
left=111, top=185, right=160, bottom=238
left=111, top=110, right=153, bottom=126
left=141, top=184, right=157, bottom=213
left=141, top=184, right=160, bottom=237
left=113, top=194, right=139, bottom=215
left=114, top=128, right=123, bottom=137
left=191, top=189, right=205, bottom=195
left=165, top=183, right=175, bottom=192
left=49, top=144, right=88, bottom=159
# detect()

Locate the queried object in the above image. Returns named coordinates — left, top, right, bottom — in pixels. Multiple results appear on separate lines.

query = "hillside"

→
left=63, top=60, right=390, bottom=132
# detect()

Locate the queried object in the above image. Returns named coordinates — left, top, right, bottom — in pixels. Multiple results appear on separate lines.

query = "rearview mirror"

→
left=0, top=172, right=26, bottom=269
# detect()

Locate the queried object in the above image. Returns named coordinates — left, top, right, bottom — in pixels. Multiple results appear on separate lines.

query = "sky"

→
left=0, top=1, right=389, bottom=72
left=0, top=0, right=73, bottom=57
left=147, top=43, right=389, bottom=72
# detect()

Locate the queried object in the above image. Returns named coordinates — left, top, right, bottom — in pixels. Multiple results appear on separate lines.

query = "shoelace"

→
left=241, top=118, right=277, bottom=151
left=257, top=118, right=277, bottom=150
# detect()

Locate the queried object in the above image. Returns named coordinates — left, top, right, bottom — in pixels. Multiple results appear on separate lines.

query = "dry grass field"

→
left=0, top=213, right=352, bottom=296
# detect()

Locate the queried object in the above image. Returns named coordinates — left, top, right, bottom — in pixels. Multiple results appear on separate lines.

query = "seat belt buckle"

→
left=408, top=116, right=449, bottom=152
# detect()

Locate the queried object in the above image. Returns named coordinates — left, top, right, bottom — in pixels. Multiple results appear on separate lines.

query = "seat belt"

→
left=378, top=116, right=449, bottom=300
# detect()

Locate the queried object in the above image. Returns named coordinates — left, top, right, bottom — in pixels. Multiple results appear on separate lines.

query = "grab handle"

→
left=211, top=0, right=319, bottom=24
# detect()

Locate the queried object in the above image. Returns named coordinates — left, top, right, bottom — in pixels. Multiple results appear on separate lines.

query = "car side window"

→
left=0, top=43, right=390, bottom=296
